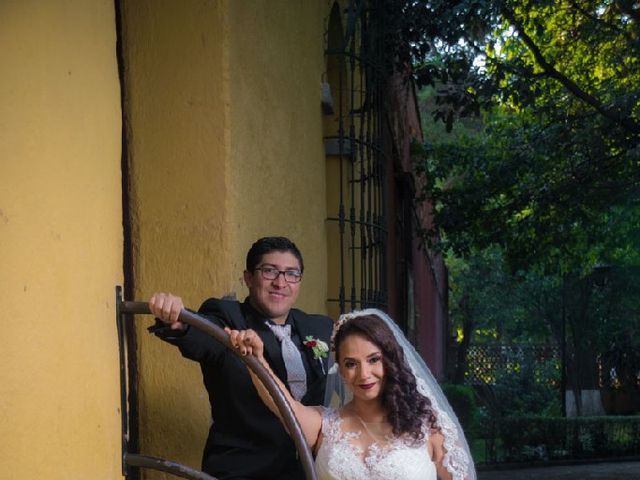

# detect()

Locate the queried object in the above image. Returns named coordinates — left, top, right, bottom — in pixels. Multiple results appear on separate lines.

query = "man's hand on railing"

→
left=149, top=292, right=186, bottom=331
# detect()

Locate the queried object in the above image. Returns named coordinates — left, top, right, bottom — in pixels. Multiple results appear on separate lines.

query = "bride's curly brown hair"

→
left=334, top=314, right=437, bottom=441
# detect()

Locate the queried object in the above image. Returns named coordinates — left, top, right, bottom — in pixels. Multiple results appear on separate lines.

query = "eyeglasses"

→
left=255, top=266, right=303, bottom=283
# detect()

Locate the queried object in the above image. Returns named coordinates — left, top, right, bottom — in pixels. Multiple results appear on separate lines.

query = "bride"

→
left=227, top=309, right=476, bottom=480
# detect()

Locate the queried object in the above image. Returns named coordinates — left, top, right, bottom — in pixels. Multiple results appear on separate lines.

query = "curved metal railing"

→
left=115, top=286, right=317, bottom=480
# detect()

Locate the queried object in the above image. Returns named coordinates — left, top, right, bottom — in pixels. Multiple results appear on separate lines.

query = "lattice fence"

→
left=464, top=344, right=560, bottom=385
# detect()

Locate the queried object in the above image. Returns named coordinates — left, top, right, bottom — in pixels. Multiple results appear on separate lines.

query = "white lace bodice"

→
left=314, top=408, right=437, bottom=480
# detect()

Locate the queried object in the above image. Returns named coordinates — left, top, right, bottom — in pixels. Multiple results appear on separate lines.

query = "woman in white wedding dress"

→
left=227, top=309, right=476, bottom=480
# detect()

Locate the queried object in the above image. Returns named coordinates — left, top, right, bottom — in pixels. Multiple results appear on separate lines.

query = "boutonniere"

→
left=303, top=336, right=329, bottom=373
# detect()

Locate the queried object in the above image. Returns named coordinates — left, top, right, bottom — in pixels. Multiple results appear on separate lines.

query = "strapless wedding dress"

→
left=314, top=408, right=437, bottom=480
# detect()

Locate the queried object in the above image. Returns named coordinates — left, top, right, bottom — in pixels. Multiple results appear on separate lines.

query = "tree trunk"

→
left=454, top=294, right=474, bottom=384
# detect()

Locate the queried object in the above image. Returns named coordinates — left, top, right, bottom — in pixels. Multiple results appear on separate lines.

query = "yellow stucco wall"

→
left=0, top=1, right=123, bottom=478
left=226, top=0, right=329, bottom=313
left=121, top=1, right=334, bottom=476
left=0, top=0, right=362, bottom=477
left=119, top=0, right=231, bottom=473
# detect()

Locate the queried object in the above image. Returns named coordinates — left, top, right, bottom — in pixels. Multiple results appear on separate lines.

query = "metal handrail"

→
left=123, top=453, right=218, bottom=480
left=116, top=286, right=318, bottom=480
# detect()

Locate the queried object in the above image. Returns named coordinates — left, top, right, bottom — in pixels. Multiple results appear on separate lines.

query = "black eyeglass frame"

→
left=255, top=266, right=303, bottom=283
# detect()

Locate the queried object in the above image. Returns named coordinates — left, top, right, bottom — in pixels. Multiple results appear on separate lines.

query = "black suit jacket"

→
left=153, top=298, right=333, bottom=480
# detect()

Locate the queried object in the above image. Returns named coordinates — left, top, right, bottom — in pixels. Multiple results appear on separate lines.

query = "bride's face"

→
left=337, top=333, right=385, bottom=402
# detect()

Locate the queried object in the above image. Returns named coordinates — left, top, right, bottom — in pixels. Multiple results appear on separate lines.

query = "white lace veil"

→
left=324, top=308, right=476, bottom=480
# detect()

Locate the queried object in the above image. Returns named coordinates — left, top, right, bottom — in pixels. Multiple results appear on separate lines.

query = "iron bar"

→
left=323, top=135, right=384, bottom=158
left=115, top=286, right=129, bottom=477
left=366, top=136, right=374, bottom=307
left=124, top=454, right=218, bottom=480
left=338, top=22, right=346, bottom=316
left=349, top=29, right=357, bottom=312
left=326, top=297, right=387, bottom=309
left=324, top=49, right=384, bottom=72
left=358, top=11, right=367, bottom=309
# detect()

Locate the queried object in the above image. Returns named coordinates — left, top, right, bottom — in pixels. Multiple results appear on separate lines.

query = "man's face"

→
left=244, top=250, right=302, bottom=324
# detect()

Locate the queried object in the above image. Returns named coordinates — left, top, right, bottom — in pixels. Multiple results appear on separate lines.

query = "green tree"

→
left=446, top=243, right=640, bottom=415
left=396, top=0, right=640, bottom=269
left=382, top=0, right=640, bottom=414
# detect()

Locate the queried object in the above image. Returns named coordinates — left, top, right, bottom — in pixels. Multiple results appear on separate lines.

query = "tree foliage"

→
left=390, top=0, right=640, bottom=269
left=384, top=0, right=640, bottom=408
left=447, top=243, right=640, bottom=412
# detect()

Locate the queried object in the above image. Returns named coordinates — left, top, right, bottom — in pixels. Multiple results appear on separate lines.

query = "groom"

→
left=149, top=236, right=333, bottom=479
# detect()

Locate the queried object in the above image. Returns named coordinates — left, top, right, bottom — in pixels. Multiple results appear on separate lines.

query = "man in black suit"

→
left=149, top=237, right=333, bottom=479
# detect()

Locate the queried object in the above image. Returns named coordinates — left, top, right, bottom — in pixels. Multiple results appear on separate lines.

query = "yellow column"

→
left=0, top=0, right=123, bottom=478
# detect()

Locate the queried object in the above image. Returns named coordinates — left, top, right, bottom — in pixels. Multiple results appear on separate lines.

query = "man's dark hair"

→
left=245, top=236, right=304, bottom=273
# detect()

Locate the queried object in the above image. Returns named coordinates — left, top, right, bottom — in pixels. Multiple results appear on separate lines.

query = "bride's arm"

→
left=226, top=328, right=322, bottom=448
left=428, top=429, right=453, bottom=480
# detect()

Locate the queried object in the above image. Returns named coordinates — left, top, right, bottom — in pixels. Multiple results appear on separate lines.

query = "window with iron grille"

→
left=324, top=1, right=387, bottom=318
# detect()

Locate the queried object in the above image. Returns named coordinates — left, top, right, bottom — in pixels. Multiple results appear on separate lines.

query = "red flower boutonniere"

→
left=303, top=336, right=329, bottom=363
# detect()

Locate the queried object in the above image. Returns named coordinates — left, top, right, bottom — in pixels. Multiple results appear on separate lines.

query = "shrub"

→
left=441, top=383, right=480, bottom=439
left=498, top=415, right=640, bottom=462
